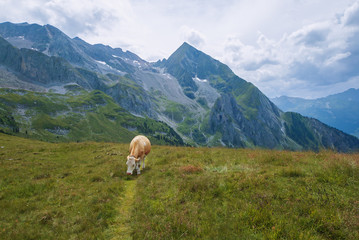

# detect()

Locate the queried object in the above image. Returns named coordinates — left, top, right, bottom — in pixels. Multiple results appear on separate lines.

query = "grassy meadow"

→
left=0, top=133, right=358, bottom=239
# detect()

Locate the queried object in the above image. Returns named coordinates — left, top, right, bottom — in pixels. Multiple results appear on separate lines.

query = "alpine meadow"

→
left=1, top=133, right=359, bottom=239
left=0, top=14, right=359, bottom=240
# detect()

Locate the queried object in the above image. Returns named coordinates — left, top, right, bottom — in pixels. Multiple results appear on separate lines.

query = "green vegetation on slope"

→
left=283, top=112, right=318, bottom=150
left=0, top=88, right=183, bottom=146
left=1, top=134, right=358, bottom=239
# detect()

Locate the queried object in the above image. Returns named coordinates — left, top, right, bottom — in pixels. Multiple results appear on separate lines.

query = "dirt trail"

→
left=109, top=179, right=137, bottom=240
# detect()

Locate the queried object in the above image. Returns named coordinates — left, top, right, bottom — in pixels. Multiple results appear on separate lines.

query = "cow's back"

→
left=136, top=135, right=151, bottom=155
left=129, top=135, right=151, bottom=157
left=142, top=136, right=151, bottom=155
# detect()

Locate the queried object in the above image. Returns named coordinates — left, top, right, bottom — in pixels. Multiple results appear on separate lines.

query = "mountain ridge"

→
left=0, top=21, right=358, bottom=152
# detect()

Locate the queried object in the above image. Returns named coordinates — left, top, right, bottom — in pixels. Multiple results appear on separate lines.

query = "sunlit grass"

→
left=0, top=134, right=129, bottom=239
left=134, top=147, right=359, bottom=239
left=1, top=134, right=358, bottom=239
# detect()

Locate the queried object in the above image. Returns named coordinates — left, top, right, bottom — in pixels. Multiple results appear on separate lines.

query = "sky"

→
left=1, top=0, right=359, bottom=99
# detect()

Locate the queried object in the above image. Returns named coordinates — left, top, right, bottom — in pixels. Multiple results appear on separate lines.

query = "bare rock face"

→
left=208, top=94, right=245, bottom=147
left=208, top=94, right=284, bottom=149
left=105, top=82, right=157, bottom=119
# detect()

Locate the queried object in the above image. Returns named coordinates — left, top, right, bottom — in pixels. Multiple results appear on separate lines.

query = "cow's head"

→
left=126, top=155, right=139, bottom=175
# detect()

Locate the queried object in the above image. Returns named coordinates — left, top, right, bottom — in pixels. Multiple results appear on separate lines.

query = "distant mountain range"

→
left=0, top=21, right=358, bottom=152
left=272, top=88, right=359, bottom=138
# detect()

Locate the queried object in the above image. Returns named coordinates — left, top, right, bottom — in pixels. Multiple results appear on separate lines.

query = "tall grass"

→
left=133, top=147, right=359, bottom=239
left=0, top=134, right=129, bottom=239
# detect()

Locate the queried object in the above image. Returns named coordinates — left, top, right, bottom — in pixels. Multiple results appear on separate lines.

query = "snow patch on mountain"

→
left=95, top=60, right=107, bottom=65
left=193, top=76, right=208, bottom=83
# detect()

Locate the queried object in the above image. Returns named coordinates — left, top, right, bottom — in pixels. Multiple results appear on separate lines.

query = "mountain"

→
left=0, top=36, right=105, bottom=89
left=272, top=88, right=359, bottom=138
left=0, top=22, right=358, bottom=152
left=0, top=21, right=140, bottom=75
left=156, top=43, right=287, bottom=148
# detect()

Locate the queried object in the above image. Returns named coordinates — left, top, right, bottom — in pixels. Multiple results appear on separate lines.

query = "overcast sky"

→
left=1, top=0, right=359, bottom=99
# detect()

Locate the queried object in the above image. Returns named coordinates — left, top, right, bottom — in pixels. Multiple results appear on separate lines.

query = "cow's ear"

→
left=135, top=158, right=140, bottom=162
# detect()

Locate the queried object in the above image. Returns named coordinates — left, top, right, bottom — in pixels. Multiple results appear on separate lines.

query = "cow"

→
left=126, top=135, right=151, bottom=175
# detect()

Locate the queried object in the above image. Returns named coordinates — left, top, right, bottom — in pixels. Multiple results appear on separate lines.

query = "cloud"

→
left=223, top=34, right=279, bottom=71
left=324, top=52, right=351, bottom=66
left=289, top=22, right=330, bottom=47
left=342, top=1, right=359, bottom=26
left=221, top=1, right=359, bottom=98
left=0, top=0, right=142, bottom=51
left=0, top=0, right=131, bottom=36
left=180, top=26, right=206, bottom=48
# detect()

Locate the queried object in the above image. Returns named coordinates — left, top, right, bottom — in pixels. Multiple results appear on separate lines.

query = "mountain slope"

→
left=0, top=88, right=183, bottom=145
left=0, top=35, right=105, bottom=89
left=72, top=37, right=146, bottom=74
left=272, top=88, right=359, bottom=138
left=0, top=22, right=142, bottom=75
left=155, top=42, right=244, bottom=98
left=0, top=22, right=98, bottom=71
left=207, top=94, right=289, bottom=149
left=282, top=112, right=359, bottom=152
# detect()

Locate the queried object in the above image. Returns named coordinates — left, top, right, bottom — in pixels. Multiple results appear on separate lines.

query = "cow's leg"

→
left=142, top=156, right=146, bottom=169
left=136, top=159, right=141, bottom=175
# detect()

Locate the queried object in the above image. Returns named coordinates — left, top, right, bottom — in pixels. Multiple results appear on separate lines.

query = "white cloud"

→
left=324, top=52, right=352, bottom=66
left=0, top=0, right=131, bottom=35
left=342, top=1, right=359, bottom=26
left=221, top=1, right=359, bottom=99
left=180, top=26, right=206, bottom=48
left=288, top=22, right=331, bottom=47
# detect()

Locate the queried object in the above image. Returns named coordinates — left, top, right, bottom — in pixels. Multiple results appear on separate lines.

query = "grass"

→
left=1, top=133, right=359, bottom=239
left=108, top=179, right=137, bottom=240
left=134, top=148, right=359, bottom=239
left=0, top=133, right=129, bottom=239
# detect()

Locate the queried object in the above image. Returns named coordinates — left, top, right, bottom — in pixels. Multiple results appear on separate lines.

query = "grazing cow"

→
left=126, top=135, right=151, bottom=175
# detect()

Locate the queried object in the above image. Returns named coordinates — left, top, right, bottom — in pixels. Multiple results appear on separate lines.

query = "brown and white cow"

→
left=126, top=135, right=151, bottom=175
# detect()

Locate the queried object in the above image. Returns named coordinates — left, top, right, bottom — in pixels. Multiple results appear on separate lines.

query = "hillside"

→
left=0, top=88, right=183, bottom=145
left=0, top=133, right=358, bottom=239
left=272, top=88, right=359, bottom=138
left=0, top=22, right=359, bottom=152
